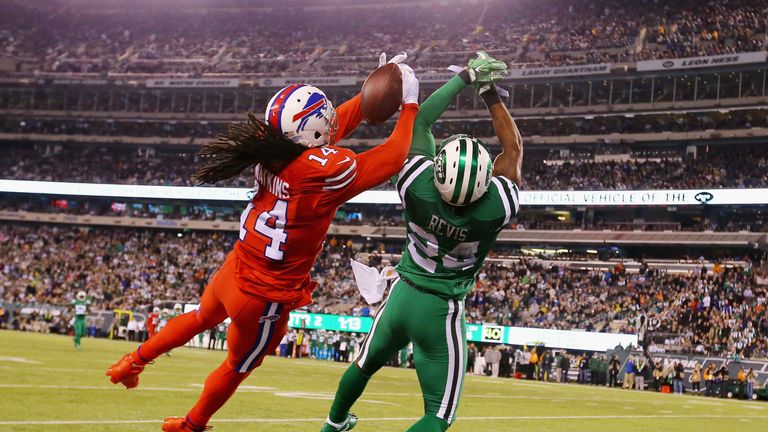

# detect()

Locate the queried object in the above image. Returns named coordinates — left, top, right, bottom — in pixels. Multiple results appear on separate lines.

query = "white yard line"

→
left=0, top=384, right=277, bottom=393
left=0, top=362, right=755, bottom=408
left=0, top=384, right=395, bottom=405
left=0, top=356, right=41, bottom=364
left=188, top=384, right=275, bottom=391
left=0, top=414, right=764, bottom=426
left=0, top=365, right=210, bottom=378
left=0, top=383, right=748, bottom=409
left=0, top=384, right=200, bottom=392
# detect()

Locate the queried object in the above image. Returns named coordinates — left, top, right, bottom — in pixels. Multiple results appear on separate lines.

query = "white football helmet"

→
left=434, top=134, right=493, bottom=206
left=76, top=291, right=87, bottom=301
left=265, top=84, right=338, bottom=148
left=173, top=303, right=183, bottom=314
left=153, top=307, right=161, bottom=314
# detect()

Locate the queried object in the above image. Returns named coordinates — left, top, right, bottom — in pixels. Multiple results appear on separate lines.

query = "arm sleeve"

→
left=321, top=103, right=418, bottom=207
left=395, top=157, right=434, bottom=210
left=334, top=93, right=364, bottom=141
left=409, top=75, right=469, bottom=159
left=484, top=175, right=521, bottom=230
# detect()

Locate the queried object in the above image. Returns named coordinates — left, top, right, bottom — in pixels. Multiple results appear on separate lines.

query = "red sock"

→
left=132, top=312, right=207, bottom=363
left=186, top=362, right=250, bottom=427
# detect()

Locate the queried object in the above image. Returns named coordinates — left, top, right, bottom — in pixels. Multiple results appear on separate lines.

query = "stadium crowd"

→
left=1, top=224, right=766, bottom=359
left=0, top=0, right=765, bottom=76
left=0, top=144, right=252, bottom=187
left=525, top=146, right=768, bottom=190
left=3, top=108, right=767, bottom=139
left=2, top=142, right=767, bottom=190
left=470, top=260, right=768, bottom=360
left=638, top=0, right=766, bottom=61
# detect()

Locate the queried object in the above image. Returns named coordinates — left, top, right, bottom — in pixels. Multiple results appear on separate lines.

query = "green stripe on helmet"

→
left=450, top=139, right=467, bottom=204
left=462, top=137, right=480, bottom=205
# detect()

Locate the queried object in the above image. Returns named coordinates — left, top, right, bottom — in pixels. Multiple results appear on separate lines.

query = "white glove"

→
left=350, top=259, right=398, bottom=304
left=378, top=52, right=408, bottom=67
left=378, top=52, right=419, bottom=105
left=398, top=63, right=419, bottom=105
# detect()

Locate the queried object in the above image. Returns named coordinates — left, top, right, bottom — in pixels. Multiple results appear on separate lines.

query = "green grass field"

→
left=0, top=330, right=765, bottom=432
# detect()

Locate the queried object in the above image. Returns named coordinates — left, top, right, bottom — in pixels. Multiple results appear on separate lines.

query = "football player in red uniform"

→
left=105, top=54, right=419, bottom=432
left=146, top=307, right=160, bottom=339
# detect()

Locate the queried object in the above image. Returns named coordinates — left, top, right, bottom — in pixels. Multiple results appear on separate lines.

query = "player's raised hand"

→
left=468, top=50, right=507, bottom=82
left=467, top=50, right=507, bottom=93
left=398, top=63, right=419, bottom=105
left=378, top=51, right=408, bottom=67
left=466, top=51, right=507, bottom=94
left=379, top=51, right=419, bottom=105
left=376, top=52, right=418, bottom=105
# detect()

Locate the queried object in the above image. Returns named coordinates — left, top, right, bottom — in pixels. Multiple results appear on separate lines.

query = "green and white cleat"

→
left=320, top=414, right=357, bottom=432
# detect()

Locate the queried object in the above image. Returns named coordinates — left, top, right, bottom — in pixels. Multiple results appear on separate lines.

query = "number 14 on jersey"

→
left=239, top=201, right=288, bottom=261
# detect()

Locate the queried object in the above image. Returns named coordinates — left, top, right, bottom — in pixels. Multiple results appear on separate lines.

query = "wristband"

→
left=458, top=69, right=473, bottom=85
left=481, top=86, right=502, bottom=106
left=448, top=65, right=474, bottom=84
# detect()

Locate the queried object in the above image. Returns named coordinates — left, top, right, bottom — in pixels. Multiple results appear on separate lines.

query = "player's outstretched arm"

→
left=407, top=50, right=505, bottom=159
left=355, top=62, right=419, bottom=182
left=322, top=66, right=420, bottom=206
left=333, top=104, right=418, bottom=201
left=333, top=52, right=409, bottom=142
left=409, top=74, right=470, bottom=159
left=334, top=93, right=364, bottom=141
left=483, top=85, right=523, bottom=186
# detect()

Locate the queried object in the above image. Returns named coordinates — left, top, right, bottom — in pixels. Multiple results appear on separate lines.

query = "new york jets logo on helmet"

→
left=434, top=134, right=493, bottom=206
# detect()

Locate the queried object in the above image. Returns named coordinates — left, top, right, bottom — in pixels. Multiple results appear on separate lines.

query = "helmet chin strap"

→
left=284, top=131, right=302, bottom=145
left=324, top=108, right=338, bottom=146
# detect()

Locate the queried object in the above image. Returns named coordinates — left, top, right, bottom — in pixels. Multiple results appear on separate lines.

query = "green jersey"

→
left=72, top=299, right=90, bottom=319
left=393, top=75, right=520, bottom=300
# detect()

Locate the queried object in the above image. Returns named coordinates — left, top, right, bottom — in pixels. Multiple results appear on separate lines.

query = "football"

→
left=360, top=63, right=403, bottom=124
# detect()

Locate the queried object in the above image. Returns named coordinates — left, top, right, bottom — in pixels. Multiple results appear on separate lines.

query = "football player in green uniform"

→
left=165, top=303, right=183, bottom=356
left=321, top=51, right=521, bottom=432
left=72, top=290, right=90, bottom=350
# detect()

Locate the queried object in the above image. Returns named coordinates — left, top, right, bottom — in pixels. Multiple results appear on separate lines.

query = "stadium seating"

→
left=1, top=224, right=766, bottom=359
left=1, top=0, right=767, bottom=372
left=0, top=0, right=765, bottom=76
left=2, top=141, right=767, bottom=191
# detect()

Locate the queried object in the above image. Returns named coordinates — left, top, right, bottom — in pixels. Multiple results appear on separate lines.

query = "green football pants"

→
left=356, top=279, right=467, bottom=427
left=73, top=318, right=86, bottom=346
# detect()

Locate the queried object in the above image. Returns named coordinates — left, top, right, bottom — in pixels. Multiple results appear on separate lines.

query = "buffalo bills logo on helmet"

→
left=292, top=92, right=327, bottom=132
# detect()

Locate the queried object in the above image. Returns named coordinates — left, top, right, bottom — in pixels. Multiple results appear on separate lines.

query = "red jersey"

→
left=232, top=95, right=418, bottom=307
left=147, top=312, right=159, bottom=336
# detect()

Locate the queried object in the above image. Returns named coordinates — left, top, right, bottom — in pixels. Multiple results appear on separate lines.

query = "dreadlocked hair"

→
left=193, top=112, right=306, bottom=185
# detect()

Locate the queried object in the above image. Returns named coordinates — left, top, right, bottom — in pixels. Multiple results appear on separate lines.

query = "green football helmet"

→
left=434, top=134, right=493, bottom=206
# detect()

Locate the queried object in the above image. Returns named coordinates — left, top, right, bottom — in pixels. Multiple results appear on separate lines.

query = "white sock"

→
left=325, top=416, right=346, bottom=429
